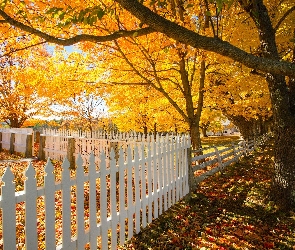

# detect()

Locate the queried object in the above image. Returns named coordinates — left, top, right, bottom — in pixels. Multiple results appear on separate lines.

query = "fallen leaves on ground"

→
left=0, top=150, right=22, bottom=161
left=119, top=141, right=295, bottom=250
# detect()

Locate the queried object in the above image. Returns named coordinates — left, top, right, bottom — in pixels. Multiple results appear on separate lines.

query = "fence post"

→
left=110, top=141, right=120, bottom=182
left=10, top=133, right=15, bottom=154
left=187, top=147, right=196, bottom=193
left=67, top=138, right=76, bottom=169
left=0, top=132, right=2, bottom=152
left=35, top=131, right=40, bottom=143
left=214, top=146, right=223, bottom=171
left=110, top=141, right=120, bottom=162
left=242, top=140, right=247, bottom=155
left=246, top=139, right=249, bottom=155
left=38, top=135, right=46, bottom=160
left=25, top=134, right=33, bottom=158
left=232, top=143, right=238, bottom=162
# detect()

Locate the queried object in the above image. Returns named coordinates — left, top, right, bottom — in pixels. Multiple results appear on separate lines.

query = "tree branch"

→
left=115, top=0, right=295, bottom=77
left=103, top=81, right=150, bottom=86
left=275, top=5, right=295, bottom=31
left=0, top=10, right=155, bottom=45
left=0, top=41, right=46, bottom=57
left=2, top=2, right=295, bottom=77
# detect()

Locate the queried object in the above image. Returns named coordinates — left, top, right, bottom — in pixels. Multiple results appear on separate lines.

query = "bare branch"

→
left=0, top=41, right=46, bottom=58
left=103, top=81, right=150, bottom=86
left=275, top=5, right=295, bottom=31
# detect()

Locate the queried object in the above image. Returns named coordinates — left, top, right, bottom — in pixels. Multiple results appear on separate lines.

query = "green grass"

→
left=200, top=136, right=242, bottom=154
left=201, top=136, right=242, bottom=148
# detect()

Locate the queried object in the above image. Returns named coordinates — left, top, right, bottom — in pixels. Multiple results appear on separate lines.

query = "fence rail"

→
left=188, top=135, right=270, bottom=190
left=0, top=128, right=33, bottom=157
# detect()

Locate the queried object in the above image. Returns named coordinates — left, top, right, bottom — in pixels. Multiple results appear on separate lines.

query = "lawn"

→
left=201, top=136, right=242, bottom=148
left=118, top=139, right=295, bottom=250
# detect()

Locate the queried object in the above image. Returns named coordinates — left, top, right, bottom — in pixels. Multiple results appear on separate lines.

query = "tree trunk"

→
left=226, top=115, right=271, bottom=140
left=267, top=73, right=295, bottom=209
left=9, top=117, right=22, bottom=128
left=230, top=116, right=255, bottom=140
left=190, top=122, right=201, bottom=150
left=153, top=123, right=157, bottom=140
left=143, top=125, right=148, bottom=138
left=273, top=119, right=295, bottom=209
left=239, top=0, right=295, bottom=209
left=187, top=59, right=205, bottom=150
left=201, top=126, right=208, bottom=137
left=200, top=121, right=210, bottom=137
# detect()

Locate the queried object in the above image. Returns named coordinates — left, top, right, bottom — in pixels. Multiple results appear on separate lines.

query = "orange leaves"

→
left=206, top=64, right=272, bottom=121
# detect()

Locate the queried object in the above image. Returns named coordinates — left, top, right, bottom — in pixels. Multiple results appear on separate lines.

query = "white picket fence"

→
left=0, top=128, right=34, bottom=156
left=0, top=135, right=190, bottom=249
left=41, top=129, right=177, bottom=165
left=42, top=128, right=153, bottom=140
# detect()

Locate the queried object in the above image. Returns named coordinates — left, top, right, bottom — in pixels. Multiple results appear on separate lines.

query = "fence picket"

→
left=152, top=140, right=159, bottom=220
left=2, top=167, right=16, bottom=249
left=76, top=155, right=85, bottom=249
left=126, top=147, right=134, bottom=240
left=158, top=139, right=163, bottom=216
left=110, top=149, right=118, bottom=250
left=44, top=159, right=56, bottom=249
left=25, top=163, right=38, bottom=250
left=118, top=148, right=126, bottom=245
left=147, top=143, right=153, bottom=224
left=167, top=139, right=172, bottom=209
left=88, top=153, right=97, bottom=249
left=163, top=136, right=168, bottom=211
left=184, top=136, right=190, bottom=194
left=61, top=158, right=72, bottom=249
left=99, top=151, right=108, bottom=250
left=175, top=139, right=180, bottom=203
left=171, top=141, right=176, bottom=206
left=133, top=147, right=141, bottom=234
left=140, top=144, right=147, bottom=228
left=180, top=137, right=185, bottom=198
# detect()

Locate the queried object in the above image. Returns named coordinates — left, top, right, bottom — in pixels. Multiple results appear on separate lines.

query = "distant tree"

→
left=53, top=91, right=106, bottom=134
left=0, top=53, right=46, bottom=127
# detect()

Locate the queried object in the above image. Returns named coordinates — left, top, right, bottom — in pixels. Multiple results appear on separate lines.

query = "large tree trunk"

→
left=227, top=115, right=256, bottom=140
left=268, top=73, right=295, bottom=209
left=239, top=0, right=295, bottom=209
left=9, top=117, right=24, bottom=128
left=179, top=56, right=205, bottom=150
left=201, top=125, right=208, bottom=137
left=190, top=122, right=202, bottom=150
left=188, top=59, right=205, bottom=150
left=143, top=125, right=148, bottom=138
left=225, top=115, right=272, bottom=140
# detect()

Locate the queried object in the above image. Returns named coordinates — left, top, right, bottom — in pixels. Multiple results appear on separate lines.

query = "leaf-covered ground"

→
left=0, top=150, right=22, bottom=161
left=0, top=141, right=294, bottom=249
left=119, top=142, right=295, bottom=250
